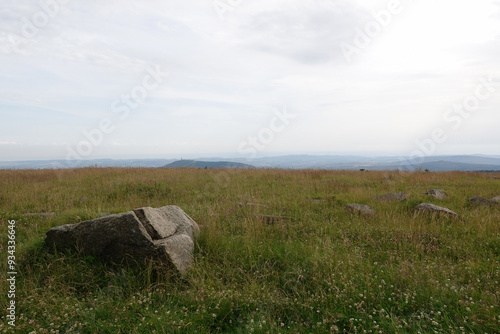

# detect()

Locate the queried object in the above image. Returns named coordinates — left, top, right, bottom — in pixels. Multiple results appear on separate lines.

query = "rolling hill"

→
left=162, top=160, right=255, bottom=169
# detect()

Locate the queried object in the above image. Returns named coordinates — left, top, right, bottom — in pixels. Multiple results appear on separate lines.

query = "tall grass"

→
left=0, top=168, right=499, bottom=333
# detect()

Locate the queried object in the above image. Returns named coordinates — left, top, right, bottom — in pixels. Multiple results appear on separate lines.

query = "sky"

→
left=1, top=0, right=500, bottom=161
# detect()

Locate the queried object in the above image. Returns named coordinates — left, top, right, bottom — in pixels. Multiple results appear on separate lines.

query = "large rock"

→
left=424, top=189, right=447, bottom=199
left=346, top=204, right=377, bottom=217
left=469, top=196, right=498, bottom=206
left=415, top=203, right=458, bottom=217
left=45, top=206, right=200, bottom=274
left=492, top=196, right=500, bottom=203
left=376, top=192, right=408, bottom=202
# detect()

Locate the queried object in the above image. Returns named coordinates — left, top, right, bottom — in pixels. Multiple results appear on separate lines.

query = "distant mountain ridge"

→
left=1, top=155, right=500, bottom=171
left=0, top=159, right=176, bottom=170
left=162, top=160, right=255, bottom=169
left=361, top=161, right=500, bottom=172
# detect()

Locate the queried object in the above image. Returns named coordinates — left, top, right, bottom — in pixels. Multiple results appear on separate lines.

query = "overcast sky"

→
left=1, top=0, right=500, bottom=161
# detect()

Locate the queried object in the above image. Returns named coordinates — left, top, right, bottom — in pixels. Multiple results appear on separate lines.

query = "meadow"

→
left=0, top=167, right=499, bottom=333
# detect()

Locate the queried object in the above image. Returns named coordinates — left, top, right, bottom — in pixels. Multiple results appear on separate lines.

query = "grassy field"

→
left=0, top=168, right=499, bottom=333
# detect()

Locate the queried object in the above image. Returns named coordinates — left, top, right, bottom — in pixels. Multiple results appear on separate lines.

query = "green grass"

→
left=0, top=168, right=499, bottom=333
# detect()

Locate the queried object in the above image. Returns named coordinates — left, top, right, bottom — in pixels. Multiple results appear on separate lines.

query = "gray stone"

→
left=154, top=235, right=194, bottom=275
left=491, top=196, right=500, bottom=203
left=238, top=202, right=269, bottom=208
left=376, top=192, right=408, bottom=202
left=424, top=189, right=447, bottom=199
left=45, top=206, right=199, bottom=274
left=257, top=215, right=292, bottom=225
left=415, top=203, right=458, bottom=217
left=307, top=197, right=327, bottom=203
left=346, top=204, right=377, bottom=217
left=469, top=196, right=498, bottom=206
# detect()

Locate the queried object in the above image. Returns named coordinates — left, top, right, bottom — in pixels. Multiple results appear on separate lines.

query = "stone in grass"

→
left=45, top=206, right=200, bottom=275
left=469, top=196, right=499, bottom=206
left=238, top=202, right=269, bottom=208
left=415, top=203, right=458, bottom=217
left=491, top=196, right=500, bottom=203
left=424, top=189, right=447, bottom=200
left=376, top=192, right=408, bottom=202
left=346, top=204, right=377, bottom=217
left=257, top=214, right=292, bottom=225
left=307, top=197, right=327, bottom=204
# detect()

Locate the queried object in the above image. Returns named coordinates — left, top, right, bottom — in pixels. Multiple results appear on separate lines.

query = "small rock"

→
left=346, top=204, right=377, bottom=217
left=469, top=196, right=498, bottom=206
left=376, top=192, right=408, bottom=202
left=307, top=197, right=326, bottom=203
left=23, top=212, right=56, bottom=218
left=257, top=215, right=291, bottom=225
left=424, top=189, right=447, bottom=199
left=415, top=203, right=458, bottom=217
left=491, top=196, right=500, bottom=203
left=67, top=197, right=88, bottom=203
left=238, top=202, right=269, bottom=208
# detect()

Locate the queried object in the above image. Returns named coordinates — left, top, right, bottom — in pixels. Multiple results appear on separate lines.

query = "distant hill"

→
left=163, top=160, right=255, bottom=169
left=241, top=155, right=500, bottom=171
left=0, top=159, right=177, bottom=170
left=405, top=161, right=500, bottom=172
left=2, top=155, right=500, bottom=171
left=365, top=161, right=500, bottom=172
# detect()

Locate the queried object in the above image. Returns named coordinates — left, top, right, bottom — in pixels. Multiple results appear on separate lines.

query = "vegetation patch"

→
left=0, top=168, right=499, bottom=333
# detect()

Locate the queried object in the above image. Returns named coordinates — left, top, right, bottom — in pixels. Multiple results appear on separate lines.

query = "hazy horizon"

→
left=2, top=152, right=500, bottom=164
left=2, top=0, right=500, bottom=161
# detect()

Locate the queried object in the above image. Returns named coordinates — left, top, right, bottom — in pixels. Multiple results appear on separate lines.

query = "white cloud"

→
left=1, top=0, right=499, bottom=160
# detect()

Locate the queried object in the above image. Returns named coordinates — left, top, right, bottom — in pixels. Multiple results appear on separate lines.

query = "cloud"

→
left=0, top=0, right=499, bottom=160
left=222, top=0, right=366, bottom=65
